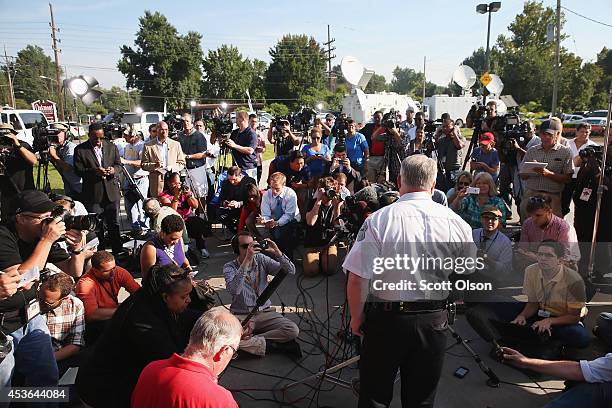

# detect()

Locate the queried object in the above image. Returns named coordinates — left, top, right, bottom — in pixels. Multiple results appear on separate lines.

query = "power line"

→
left=561, top=6, right=612, bottom=29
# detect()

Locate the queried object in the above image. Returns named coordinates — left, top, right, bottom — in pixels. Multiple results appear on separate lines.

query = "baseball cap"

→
left=481, top=206, right=502, bottom=218
left=540, top=119, right=562, bottom=135
left=0, top=123, right=17, bottom=135
left=50, top=123, right=68, bottom=131
left=14, top=190, right=59, bottom=215
left=406, top=106, right=415, bottom=113
left=325, top=113, right=336, bottom=120
left=479, top=132, right=495, bottom=145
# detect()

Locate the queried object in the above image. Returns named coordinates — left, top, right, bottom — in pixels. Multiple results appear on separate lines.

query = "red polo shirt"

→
left=131, top=353, right=238, bottom=408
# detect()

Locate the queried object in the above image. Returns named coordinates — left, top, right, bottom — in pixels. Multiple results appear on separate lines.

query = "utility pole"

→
left=3, top=47, right=15, bottom=107
left=49, top=3, right=64, bottom=120
left=551, top=0, right=561, bottom=117
left=422, top=56, right=427, bottom=106
left=323, top=25, right=336, bottom=91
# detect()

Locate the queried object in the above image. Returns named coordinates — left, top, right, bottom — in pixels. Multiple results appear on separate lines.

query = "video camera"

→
left=297, top=107, right=316, bottom=132
left=0, top=127, right=16, bottom=176
left=271, top=117, right=290, bottom=134
left=48, top=205, right=99, bottom=232
left=579, top=145, right=604, bottom=161
left=498, top=111, right=529, bottom=155
left=163, top=113, right=184, bottom=139
left=382, top=109, right=400, bottom=129
left=467, top=103, right=488, bottom=130
left=103, top=123, right=127, bottom=140
left=32, top=124, right=63, bottom=152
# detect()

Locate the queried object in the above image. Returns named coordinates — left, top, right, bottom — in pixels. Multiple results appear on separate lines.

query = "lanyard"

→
left=243, top=260, right=260, bottom=297
left=480, top=230, right=499, bottom=253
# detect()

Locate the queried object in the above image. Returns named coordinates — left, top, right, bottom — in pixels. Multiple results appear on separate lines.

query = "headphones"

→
left=231, top=232, right=253, bottom=255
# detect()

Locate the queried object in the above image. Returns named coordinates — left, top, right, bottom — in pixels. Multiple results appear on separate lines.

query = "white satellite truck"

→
left=423, top=65, right=508, bottom=127
left=339, top=56, right=419, bottom=124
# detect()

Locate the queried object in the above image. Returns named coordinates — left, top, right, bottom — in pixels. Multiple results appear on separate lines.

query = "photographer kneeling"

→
left=0, top=190, right=89, bottom=388
left=303, top=177, right=343, bottom=277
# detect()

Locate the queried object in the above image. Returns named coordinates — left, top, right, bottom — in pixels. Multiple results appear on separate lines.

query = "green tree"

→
left=250, top=59, right=268, bottom=100
left=266, top=102, right=289, bottom=117
left=100, top=86, right=131, bottom=112
left=202, top=45, right=253, bottom=100
left=593, top=47, right=612, bottom=108
left=118, top=11, right=202, bottom=111
left=390, top=67, right=424, bottom=96
left=265, top=34, right=327, bottom=107
left=364, top=73, right=388, bottom=93
left=13, top=45, right=60, bottom=103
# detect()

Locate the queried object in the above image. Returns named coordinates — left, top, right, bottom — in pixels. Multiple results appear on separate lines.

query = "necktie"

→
left=273, top=195, right=283, bottom=221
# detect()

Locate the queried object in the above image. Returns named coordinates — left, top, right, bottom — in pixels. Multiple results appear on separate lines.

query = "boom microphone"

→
left=241, top=268, right=289, bottom=328
left=466, top=306, right=504, bottom=362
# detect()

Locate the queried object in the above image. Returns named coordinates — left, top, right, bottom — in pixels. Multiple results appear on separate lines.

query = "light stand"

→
left=586, top=85, right=612, bottom=281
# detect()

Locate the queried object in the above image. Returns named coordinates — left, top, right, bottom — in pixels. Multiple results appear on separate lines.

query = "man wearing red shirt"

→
left=132, top=308, right=241, bottom=408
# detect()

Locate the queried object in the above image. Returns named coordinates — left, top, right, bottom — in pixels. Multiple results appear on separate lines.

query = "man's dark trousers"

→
left=358, top=308, right=448, bottom=408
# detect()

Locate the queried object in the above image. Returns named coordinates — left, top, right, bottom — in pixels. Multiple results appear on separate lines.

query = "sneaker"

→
left=201, top=248, right=210, bottom=259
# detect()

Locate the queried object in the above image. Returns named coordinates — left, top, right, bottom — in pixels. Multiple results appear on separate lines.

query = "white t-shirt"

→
left=568, top=138, right=598, bottom=178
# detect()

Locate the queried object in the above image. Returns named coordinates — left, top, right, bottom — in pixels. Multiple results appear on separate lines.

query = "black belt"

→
left=367, top=300, right=447, bottom=314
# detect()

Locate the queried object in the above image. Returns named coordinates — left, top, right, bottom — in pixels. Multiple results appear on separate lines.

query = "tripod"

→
left=36, top=150, right=52, bottom=194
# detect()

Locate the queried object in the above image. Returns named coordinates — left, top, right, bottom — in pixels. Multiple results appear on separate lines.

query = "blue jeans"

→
left=0, top=315, right=58, bottom=407
left=544, top=382, right=612, bottom=408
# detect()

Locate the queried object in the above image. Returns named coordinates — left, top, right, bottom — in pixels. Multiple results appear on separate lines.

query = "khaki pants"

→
left=520, top=189, right=562, bottom=220
left=302, top=245, right=338, bottom=276
left=367, top=156, right=386, bottom=182
left=236, top=309, right=299, bottom=356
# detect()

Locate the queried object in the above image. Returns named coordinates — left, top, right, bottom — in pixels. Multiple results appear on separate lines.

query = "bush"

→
left=266, top=103, right=289, bottom=117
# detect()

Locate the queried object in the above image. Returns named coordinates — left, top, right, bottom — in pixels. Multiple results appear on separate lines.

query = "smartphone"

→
left=18, top=267, right=40, bottom=288
left=466, top=187, right=480, bottom=195
left=454, top=367, right=469, bottom=379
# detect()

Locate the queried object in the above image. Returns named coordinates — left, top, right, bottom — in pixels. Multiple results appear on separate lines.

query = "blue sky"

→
left=1, top=0, right=610, bottom=91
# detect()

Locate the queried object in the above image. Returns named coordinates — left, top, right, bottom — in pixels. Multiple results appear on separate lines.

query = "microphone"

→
left=241, top=268, right=288, bottom=328
left=465, top=307, right=504, bottom=362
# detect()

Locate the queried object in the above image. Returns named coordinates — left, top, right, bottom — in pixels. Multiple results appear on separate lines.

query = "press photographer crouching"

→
left=303, top=177, right=343, bottom=277
left=0, top=190, right=90, bottom=389
left=223, top=232, right=300, bottom=358
left=329, top=143, right=362, bottom=190
left=0, top=124, right=37, bottom=216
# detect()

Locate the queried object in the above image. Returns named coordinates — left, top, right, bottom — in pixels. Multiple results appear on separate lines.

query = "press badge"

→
left=579, top=188, right=592, bottom=202
left=25, top=298, right=40, bottom=321
left=538, top=309, right=551, bottom=318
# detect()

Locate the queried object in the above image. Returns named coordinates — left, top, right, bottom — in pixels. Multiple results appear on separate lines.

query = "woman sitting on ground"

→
left=451, top=172, right=507, bottom=229
left=158, top=172, right=198, bottom=220
left=140, top=214, right=193, bottom=280
left=76, top=263, right=198, bottom=408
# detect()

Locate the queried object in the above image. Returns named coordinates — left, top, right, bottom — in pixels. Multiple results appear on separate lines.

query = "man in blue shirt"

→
left=49, top=123, right=82, bottom=201
left=342, top=119, right=369, bottom=174
left=225, top=111, right=258, bottom=180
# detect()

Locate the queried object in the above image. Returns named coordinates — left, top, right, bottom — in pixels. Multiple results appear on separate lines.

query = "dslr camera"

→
left=48, top=206, right=99, bottom=232
left=254, top=239, right=268, bottom=251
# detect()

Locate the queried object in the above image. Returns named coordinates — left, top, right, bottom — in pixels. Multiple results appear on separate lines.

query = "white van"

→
left=121, top=111, right=165, bottom=140
left=0, top=108, right=48, bottom=146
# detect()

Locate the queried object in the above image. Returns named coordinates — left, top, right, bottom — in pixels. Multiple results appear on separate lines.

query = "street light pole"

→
left=477, top=2, right=501, bottom=106
left=551, top=0, right=561, bottom=117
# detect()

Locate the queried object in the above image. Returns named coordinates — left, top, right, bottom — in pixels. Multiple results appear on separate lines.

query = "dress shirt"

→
left=580, top=354, right=612, bottom=383
left=223, top=253, right=296, bottom=314
left=123, top=140, right=148, bottom=177
left=521, top=143, right=573, bottom=193
left=156, top=139, right=169, bottom=169
left=93, top=145, right=103, bottom=167
left=519, top=215, right=580, bottom=262
left=44, top=294, right=85, bottom=351
left=260, top=187, right=300, bottom=226
left=343, top=191, right=475, bottom=301
left=472, top=228, right=513, bottom=277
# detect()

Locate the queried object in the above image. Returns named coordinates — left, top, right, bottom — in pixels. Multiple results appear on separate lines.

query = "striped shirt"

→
left=223, top=253, right=296, bottom=315
left=519, top=214, right=580, bottom=262
left=44, top=294, right=85, bottom=350
left=521, top=144, right=573, bottom=193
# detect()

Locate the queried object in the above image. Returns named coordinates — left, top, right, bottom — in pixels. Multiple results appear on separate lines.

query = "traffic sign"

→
left=480, top=72, right=492, bottom=87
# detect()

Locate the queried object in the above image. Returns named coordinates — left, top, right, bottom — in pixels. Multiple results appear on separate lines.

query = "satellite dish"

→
left=355, top=88, right=368, bottom=109
left=341, top=56, right=365, bottom=87
left=452, top=65, right=477, bottom=89
left=486, top=74, right=504, bottom=95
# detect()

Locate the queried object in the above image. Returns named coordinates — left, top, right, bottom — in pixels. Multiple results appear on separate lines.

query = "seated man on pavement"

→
left=502, top=347, right=611, bottom=408
left=258, top=172, right=300, bottom=259
left=218, top=166, right=257, bottom=233
left=517, top=195, right=580, bottom=273
left=491, top=240, right=589, bottom=356
left=223, top=231, right=300, bottom=358
left=132, top=307, right=241, bottom=408
left=39, top=272, right=85, bottom=376
left=75, top=250, right=140, bottom=344
left=303, top=177, right=343, bottom=276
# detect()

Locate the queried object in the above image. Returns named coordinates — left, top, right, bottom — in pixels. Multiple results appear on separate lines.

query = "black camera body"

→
left=382, top=109, right=400, bottom=129
left=579, top=145, right=604, bottom=161
left=32, top=124, right=63, bottom=152
left=49, top=206, right=99, bottom=232
left=255, top=239, right=268, bottom=251
left=272, top=117, right=290, bottom=134
left=298, top=107, right=316, bottom=131
left=212, top=116, right=233, bottom=136
left=499, top=112, right=529, bottom=155
left=103, top=123, right=127, bottom=140
left=163, top=114, right=184, bottom=139
left=325, top=188, right=338, bottom=200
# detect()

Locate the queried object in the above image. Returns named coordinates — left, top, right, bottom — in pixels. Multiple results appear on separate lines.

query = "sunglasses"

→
left=458, top=181, right=470, bottom=186
left=529, top=196, right=547, bottom=204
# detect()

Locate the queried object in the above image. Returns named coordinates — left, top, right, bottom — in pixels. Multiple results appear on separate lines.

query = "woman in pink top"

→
left=158, top=172, right=198, bottom=220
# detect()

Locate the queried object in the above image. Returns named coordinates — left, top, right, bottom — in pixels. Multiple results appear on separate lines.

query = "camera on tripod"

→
left=499, top=112, right=528, bottom=154
left=32, top=124, right=63, bottom=152
left=48, top=206, right=100, bottom=232
left=103, top=123, right=127, bottom=140
left=382, top=109, right=400, bottom=129
left=579, top=145, right=604, bottom=160
left=297, top=107, right=316, bottom=131
left=271, top=117, right=290, bottom=133
left=212, top=116, right=233, bottom=136
left=163, top=113, right=184, bottom=139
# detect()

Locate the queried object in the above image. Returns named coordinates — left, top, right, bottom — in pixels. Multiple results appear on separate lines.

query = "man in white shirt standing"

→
left=258, top=172, right=300, bottom=260
left=120, top=130, right=149, bottom=232
left=344, top=154, right=475, bottom=407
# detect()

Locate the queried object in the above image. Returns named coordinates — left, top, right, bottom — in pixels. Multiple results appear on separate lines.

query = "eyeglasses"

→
left=21, top=213, right=50, bottom=223
left=239, top=243, right=251, bottom=249
left=481, top=216, right=499, bottom=221
left=457, top=181, right=470, bottom=186
left=41, top=296, right=65, bottom=308
left=536, top=252, right=557, bottom=259
left=529, top=196, right=547, bottom=204
left=227, top=345, right=239, bottom=360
